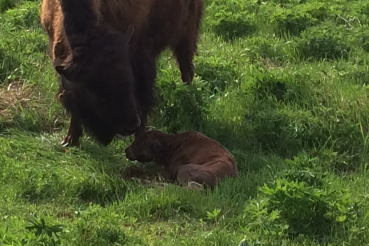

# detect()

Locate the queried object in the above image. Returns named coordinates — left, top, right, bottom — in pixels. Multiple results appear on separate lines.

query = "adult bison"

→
left=40, top=0, right=204, bottom=146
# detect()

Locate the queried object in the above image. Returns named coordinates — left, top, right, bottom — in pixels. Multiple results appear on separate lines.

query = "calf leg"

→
left=61, top=114, right=83, bottom=147
left=176, top=164, right=217, bottom=190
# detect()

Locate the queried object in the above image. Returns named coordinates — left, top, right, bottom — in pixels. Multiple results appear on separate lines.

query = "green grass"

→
left=1, top=0, right=369, bottom=245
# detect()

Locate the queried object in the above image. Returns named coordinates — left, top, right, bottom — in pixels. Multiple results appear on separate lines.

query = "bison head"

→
left=54, top=26, right=142, bottom=142
left=125, top=131, right=168, bottom=163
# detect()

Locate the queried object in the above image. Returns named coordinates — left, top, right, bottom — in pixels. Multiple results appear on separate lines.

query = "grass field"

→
left=1, top=0, right=369, bottom=245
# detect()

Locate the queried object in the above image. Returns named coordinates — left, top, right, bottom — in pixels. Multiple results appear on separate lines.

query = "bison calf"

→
left=125, top=131, right=238, bottom=190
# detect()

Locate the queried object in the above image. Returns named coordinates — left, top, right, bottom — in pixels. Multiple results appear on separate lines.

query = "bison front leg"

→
left=61, top=115, right=83, bottom=147
left=132, top=48, right=156, bottom=139
left=57, top=86, right=83, bottom=147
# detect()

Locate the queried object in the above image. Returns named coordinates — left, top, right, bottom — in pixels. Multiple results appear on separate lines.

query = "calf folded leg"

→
left=176, top=161, right=237, bottom=190
left=176, top=164, right=217, bottom=190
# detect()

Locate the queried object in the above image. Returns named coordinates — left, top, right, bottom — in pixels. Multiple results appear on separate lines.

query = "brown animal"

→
left=40, top=0, right=204, bottom=146
left=125, top=131, right=238, bottom=190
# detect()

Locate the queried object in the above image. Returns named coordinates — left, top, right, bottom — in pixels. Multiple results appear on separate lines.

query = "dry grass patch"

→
left=121, top=165, right=170, bottom=189
left=258, top=57, right=282, bottom=70
left=0, top=81, right=33, bottom=120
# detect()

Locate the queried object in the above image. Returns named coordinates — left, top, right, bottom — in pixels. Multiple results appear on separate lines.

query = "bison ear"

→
left=150, top=140, right=163, bottom=153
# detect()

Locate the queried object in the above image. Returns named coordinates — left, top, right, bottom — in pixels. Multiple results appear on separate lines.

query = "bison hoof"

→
left=61, top=136, right=80, bottom=147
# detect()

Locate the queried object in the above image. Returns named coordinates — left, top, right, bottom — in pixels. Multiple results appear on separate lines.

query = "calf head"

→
left=125, top=131, right=168, bottom=163
left=55, top=26, right=142, bottom=144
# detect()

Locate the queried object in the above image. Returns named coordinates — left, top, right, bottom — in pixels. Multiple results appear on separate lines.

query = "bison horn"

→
left=55, top=65, right=66, bottom=75
left=134, top=114, right=141, bottom=128
left=61, top=75, right=83, bottom=91
left=126, top=25, right=134, bottom=43
left=125, top=114, right=141, bottom=132
left=116, top=134, right=128, bottom=140
left=116, top=114, right=141, bottom=140
left=55, top=65, right=83, bottom=91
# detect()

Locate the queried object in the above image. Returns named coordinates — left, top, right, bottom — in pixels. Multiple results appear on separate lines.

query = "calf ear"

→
left=150, top=140, right=163, bottom=153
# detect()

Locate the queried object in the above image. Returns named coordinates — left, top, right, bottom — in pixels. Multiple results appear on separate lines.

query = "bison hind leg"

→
left=172, top=0, right=204, bottom=85
left=172, top=38, right=196, bottom=85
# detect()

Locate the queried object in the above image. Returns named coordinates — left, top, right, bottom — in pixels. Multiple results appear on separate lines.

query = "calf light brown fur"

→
left=125, top=131, right=238, bottom=190
left=40, top=0, right=204, bottom=147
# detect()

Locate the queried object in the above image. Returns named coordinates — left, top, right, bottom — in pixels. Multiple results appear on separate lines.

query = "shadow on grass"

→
left=212, top=20, right=257, bottom=42
left=195, top=60, right=239, bottom=94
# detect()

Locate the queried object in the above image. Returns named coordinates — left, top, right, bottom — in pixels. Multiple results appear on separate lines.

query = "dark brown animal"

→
left=125, top=131, right=238, bottom=190
left=40, top=0, right=204, bottom=146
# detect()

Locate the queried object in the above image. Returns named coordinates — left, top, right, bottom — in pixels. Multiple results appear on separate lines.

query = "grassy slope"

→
left=1, top=0, right=369, bottom=245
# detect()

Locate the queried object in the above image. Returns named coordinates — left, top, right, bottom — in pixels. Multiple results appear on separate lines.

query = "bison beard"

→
left=41, top=0, right=204, bottom=147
